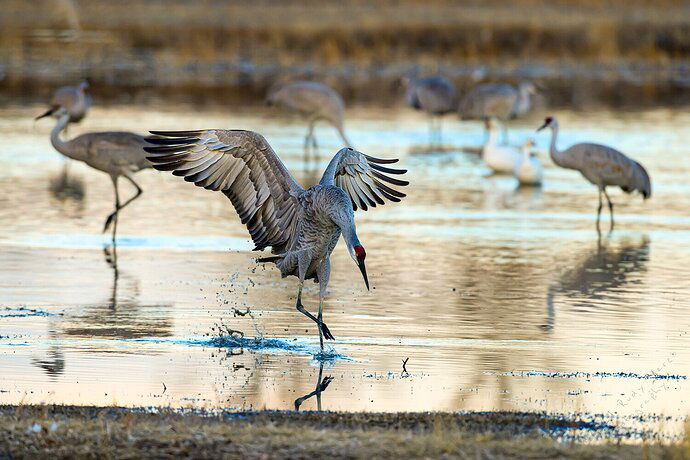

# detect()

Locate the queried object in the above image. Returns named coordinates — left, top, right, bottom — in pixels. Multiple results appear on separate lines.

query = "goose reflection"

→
left=544, top=234, right=650, bottom=330
left=61, top=246, right=173, bottom=340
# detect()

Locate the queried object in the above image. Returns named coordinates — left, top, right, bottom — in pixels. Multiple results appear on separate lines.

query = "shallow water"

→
left=1, top=103, right=689, bottom=441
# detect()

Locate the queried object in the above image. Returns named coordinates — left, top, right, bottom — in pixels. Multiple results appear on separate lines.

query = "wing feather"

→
left=144, top=129, right=304, bottom=253
left=322, top=148, right=408, bottom=211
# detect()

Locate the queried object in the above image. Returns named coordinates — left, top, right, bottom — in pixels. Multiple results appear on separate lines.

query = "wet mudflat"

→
left=1, top=103, right=689, bottom=442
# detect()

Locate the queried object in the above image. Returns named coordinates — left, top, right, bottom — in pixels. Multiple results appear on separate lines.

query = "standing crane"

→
left=404, top=76, right=458, bottom=141
left=537, top=116, right=651, bottom=229
left=40, top=108, right=152, bottom=242
left=36, top=80, right=92, bottom=125
left=459, top=81, right=537, bottom=121
left=266, top=81, right=353, bottom=155
left=459, top=81, right=537, bottom=143
left=144, top=129, right=408, bottom=350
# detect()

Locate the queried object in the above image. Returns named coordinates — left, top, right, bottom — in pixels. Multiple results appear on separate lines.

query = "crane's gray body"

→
left=277, top=185, right=351, bottom=283
left=145, top=129, right=408, bottom=346
left=459, top=82, right=535, bottom=120
left=266, top=80, right=352, bottom=147
left=405, top=76, right=458, bottom=115
left=557, top=142, right=651, bottom=197
left=51, top=116, right=151, bottom=179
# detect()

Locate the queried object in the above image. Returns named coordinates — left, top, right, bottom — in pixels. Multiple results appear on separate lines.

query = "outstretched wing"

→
left=144, top=129, right=304, bottom=253
left=321, top=148, right=409, bottom=211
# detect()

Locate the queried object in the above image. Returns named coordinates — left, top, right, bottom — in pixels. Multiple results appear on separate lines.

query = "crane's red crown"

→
left=545, top=116, right=553, bottom=124
left=354, top=245, right=366, bottom=260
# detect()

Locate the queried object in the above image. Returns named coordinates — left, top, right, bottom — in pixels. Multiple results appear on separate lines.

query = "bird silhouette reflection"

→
left=544, top=234, right=650, bottom=330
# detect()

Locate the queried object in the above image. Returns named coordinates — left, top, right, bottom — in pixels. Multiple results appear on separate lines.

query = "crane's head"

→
left=79, top=79, right=90, bottom=92
left=537, top=116, right=556, bottom=132
left=350, top=244, right=369, bottom=291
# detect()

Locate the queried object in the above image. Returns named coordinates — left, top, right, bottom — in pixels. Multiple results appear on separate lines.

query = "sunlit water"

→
left=1, top=103, right=689, bottom=441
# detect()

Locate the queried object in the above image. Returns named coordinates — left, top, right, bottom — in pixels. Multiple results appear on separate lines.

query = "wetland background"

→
left=1, top=0, right=690, bottom=447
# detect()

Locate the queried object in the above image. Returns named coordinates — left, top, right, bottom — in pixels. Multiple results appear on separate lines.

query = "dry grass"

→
left=1, top=0, right=689, bottom=108
left=1, top=405, right=689, bottom=459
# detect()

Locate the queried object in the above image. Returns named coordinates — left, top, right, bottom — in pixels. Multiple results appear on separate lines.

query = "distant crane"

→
left=537, top=116, right=651, bottom=229
left=459, top=81, right=537, bottom=121
left=459, top=81, right=537, bottom=143
left=41, top=108, right=151, bottom=242
left=36, top=80, right=91, bottom=125
left=404, top=76, right=458, bottom=141
left=145, top=129, right=408, bottom=350
left=266, top=81, right=353, bottom=156
left=513, top=138, right=543, bottom=186
left=482, top=117, right=520, bottom=174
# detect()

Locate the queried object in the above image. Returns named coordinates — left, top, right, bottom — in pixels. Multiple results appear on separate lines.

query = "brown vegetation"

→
left=1, top=1, right=689, bottom=108
left=1, top=405, right=689, bottom=458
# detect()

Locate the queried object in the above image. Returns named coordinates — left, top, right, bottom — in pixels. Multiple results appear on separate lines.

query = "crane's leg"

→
left=603, top=188, right=614, bottom=230
left=103, top=176, right=121, bottom=244
left=316, top=260, right=331, bottom=350
left=596, top=189, right=603, bottom=230
left=295, top=282, right=334, bottom=351
left=103, top=175, right=143, bottom=234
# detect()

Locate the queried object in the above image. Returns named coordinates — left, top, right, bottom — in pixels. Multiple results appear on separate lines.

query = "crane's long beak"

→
left=358, top=259, right=369, bottom=291
left=536, top=122, right=548, bottom=132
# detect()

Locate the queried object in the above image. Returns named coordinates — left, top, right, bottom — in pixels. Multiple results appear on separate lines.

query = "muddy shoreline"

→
left=2, top=405, right=688, bottom=458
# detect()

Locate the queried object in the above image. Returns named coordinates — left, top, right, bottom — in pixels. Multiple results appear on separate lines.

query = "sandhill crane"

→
left=537, top=116, right=651, bottom=229
left=144, top=129, right=408, bottom=350
left=404, top=76, right=458, bottom=140
left=266, top=81, right=353, bottom=155
left=513, top=138, right=543, bottom=186
left=482, top=118, right=520, bottom=174
left=36, top=80, right=91, bottom=124
left=41, top=108, right=152, bottom=242
left=459, top=81, right=537, bottom=121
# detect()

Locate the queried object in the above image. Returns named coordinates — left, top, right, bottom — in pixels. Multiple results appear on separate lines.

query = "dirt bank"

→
left=1, top=405, right=689, bottom=458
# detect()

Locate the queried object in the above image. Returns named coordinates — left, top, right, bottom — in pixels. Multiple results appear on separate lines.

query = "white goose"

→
left=513, top=138, right=543, bottom=186
left=481, top=117, right=520, bottom=174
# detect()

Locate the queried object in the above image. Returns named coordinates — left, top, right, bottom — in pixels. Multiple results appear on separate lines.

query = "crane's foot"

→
left=319, top=321, right=335, bottom=341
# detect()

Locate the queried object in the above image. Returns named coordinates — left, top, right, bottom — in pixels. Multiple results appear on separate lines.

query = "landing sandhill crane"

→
left=537, top=116, right=651, bottom=229
left=459, top=81, right=537, bottom=121
left=42, top=108, right=152, bottom=242
left=36, top=80, right=91, bottom=124
left=513, top=138, right=543, bottom=186
left=404, top=76, right=458, bottom=140
left=144, top=129, right=408, bottom=350
left=266, top=81, right=353, bottom=154
left=482, top=117, right=520, bottom=174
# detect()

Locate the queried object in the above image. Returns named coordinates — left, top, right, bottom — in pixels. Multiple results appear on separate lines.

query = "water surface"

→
left=1, top=104, right=689, bottom=440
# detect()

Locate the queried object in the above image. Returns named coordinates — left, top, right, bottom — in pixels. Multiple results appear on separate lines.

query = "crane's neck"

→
left=50, top=115, right=84, bottom=162
left=547, top=124, right=570, bottom=169
left=339, top=219, right=362, bottom=256
left=319, top=148, right=350, bottom=186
